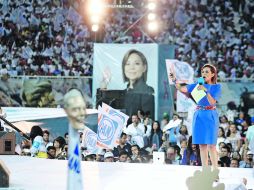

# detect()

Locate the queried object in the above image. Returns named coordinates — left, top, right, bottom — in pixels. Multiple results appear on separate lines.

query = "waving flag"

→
left=102, top=103, right=129, bottom=126
left=67, top=7, right=82, bottom=25
left=102, top=103, right=129, bottom=145
left=82, top=127, right=98, bottom=154
left=165, top=59, right=194, bottom=84
left=97, top=106, right=123, bottom=149
left=165, top=59, right=196, bottom=125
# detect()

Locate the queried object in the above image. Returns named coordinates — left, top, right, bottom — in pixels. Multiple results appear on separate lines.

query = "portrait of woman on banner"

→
left=122, top=49, right=155, bottom=119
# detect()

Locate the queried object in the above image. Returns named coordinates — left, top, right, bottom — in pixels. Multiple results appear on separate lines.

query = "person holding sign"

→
left=170, top=64, right=221, bottom=169
left=64, top=89, right=86, bottom=190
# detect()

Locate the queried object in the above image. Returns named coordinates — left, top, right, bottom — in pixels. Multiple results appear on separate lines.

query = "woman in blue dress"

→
left=170, top=64, right=221, bottom=169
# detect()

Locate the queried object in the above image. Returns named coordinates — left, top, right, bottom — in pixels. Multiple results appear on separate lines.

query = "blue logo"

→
left=97, top=115, right=117, bottom=144
left=109, top=109, right=125, bottom=123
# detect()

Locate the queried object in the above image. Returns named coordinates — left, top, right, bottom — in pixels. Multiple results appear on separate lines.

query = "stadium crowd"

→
left=0, top=0, right=93, bottom=76
left=8, top=106, right=253, bottom=170
left=0, top=0, right=254, bottom=79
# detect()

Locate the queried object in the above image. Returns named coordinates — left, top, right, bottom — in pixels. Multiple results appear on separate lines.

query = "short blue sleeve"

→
left=209, top=84, right=221, bottom=101
left=186, top=83, right=196, bottom=93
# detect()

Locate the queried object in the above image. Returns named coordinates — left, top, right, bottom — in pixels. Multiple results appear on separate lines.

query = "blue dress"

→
left=186, top=83, right=221, bottom=145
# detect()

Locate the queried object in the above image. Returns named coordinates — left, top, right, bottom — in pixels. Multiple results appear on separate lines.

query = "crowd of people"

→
left=0, top=0, right=93, bottom=76
left=0, top=0, right=254, bottom=78
left=12, top=107, right=253, bottom=170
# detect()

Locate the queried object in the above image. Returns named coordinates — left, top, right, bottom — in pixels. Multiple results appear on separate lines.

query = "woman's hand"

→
left=197, top=85, right=207, bottom=92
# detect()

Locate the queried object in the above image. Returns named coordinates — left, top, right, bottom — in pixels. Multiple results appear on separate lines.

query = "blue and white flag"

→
left=42, top=47, right=54, bottom=57
left=61, top=45, right=73, bottom=65
left=67, top=7, right=82, bottom=26
left=67, top=124, right=83, bottom=190
left=82, top=127, right=98, bottom=154
left=96, top=107, right=122, bottom=149
left=102, top=103, right=129, bottom=126
left=53, top=9, right=65, bottom=32
left=21, top=46, right=33, bottom=59
left=165, top=59, right=194, bottom=84
left=165, top=59, right=196, bottom=113
left=101, top=103, right=129, bottom=146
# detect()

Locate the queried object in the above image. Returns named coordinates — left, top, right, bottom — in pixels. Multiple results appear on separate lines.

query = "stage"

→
left=0, top=156, right=253, bottom=190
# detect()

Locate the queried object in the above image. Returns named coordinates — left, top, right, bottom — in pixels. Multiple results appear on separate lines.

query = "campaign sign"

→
left=97, top=108, right=120, bottom=149
left=101, top=103, right=129, bottom=146
left=83, top=127, right=98, bottom=154
left=102, top=102, right=129, bottom=125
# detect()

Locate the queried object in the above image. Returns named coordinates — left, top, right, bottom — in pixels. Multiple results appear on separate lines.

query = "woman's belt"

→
left=196, top=105, right=216, bottom=110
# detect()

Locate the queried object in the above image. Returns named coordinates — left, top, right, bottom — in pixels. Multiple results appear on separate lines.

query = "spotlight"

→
left=148, top=22, right=158, bottom=31
left=148, top=13, right=156, bottom=21
left=91, top=24, right=99, bottom=32
left=147, top=2, right=156, bottom=10
left=88, top=0, right=104, bottom=14
left=91, top=15, right=100, bottom=23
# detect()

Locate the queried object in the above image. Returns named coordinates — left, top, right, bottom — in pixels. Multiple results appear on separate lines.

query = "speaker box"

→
left=0, top=160, right=10, bottom=187
left=96, top=89, right=125, bottom=109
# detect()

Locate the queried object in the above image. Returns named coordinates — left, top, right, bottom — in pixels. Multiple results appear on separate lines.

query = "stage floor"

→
left=0, top=156, right=253, bottom=190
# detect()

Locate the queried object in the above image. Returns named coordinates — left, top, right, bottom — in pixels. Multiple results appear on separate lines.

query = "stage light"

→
left=147, top=2, right=156, bottom=10
left=148, top=13, right=156, bottom=21
left=91, top=24, right=99, bottom=32
left=148, top=22, right=158, bottom=31
left=91, top=15, right=100, bottom=23
left=88, top=0, right=104, bottom=14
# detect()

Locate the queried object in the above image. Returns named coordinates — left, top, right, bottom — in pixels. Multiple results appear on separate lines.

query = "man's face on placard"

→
left=65, top=96, right=86, bottom=129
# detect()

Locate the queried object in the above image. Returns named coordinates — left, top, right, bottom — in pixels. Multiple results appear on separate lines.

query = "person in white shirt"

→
left=124, top=114, right=145, bottom=148
left=30, top=125, right=47, bottom=158
left=43, top=130, right=53, bottom=149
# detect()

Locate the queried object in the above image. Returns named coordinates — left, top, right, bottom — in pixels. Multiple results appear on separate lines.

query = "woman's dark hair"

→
left=227, top=101, right=237, bottom=110
left=174, top=144, right=181, bottom=158
left=53, top=136, right=66, bottom=150
left=218, top=127, right=226, bottom=138
left=226, top=123, right=237, bottom=137
left=131, top=144, right=140, bottom=151
left=179, top=125, right=189, bottom=135
left=30, top=125, right=43, bottom=143
left=122, top=49, right=148, bottom=83
left=201, top=64, right=218, bottom=84
left=219, top=115, right=228, bottom=123
left=151, top=121, right=161, bottom=134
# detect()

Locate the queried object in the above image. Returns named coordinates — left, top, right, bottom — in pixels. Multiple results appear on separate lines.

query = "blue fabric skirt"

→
left=192, top=109, right=219, bottom=144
